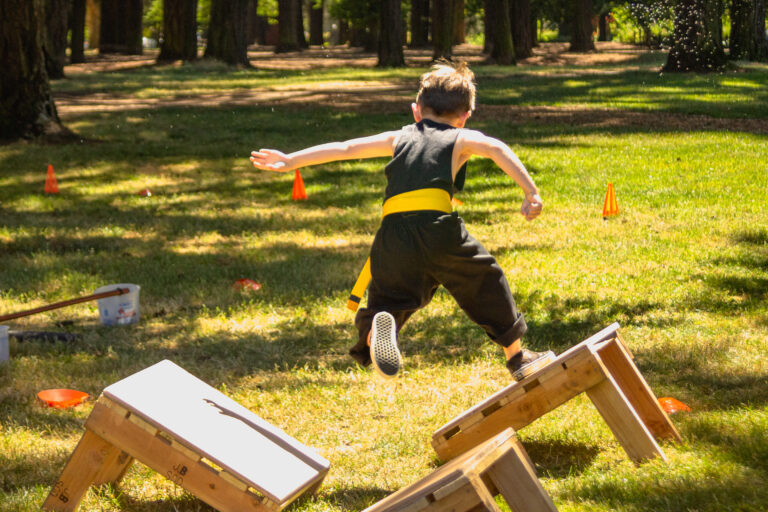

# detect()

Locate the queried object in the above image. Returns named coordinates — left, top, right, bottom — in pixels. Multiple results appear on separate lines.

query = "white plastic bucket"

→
left=0, top=325, right=8, bottom=364
left=95, top=284, right=140, bottom=326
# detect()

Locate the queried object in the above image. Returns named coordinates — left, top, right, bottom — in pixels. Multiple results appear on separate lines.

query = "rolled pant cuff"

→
left=349, top=340, right=372, bottom=367
left=494, top=314, right=528, bottom=348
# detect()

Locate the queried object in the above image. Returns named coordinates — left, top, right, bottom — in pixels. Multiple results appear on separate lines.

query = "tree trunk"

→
left=410, top=0, right=429, bottom=47
left=276, top=0, right=301, bottom=52
left=598, top=12, right=611, bottom=41
left=205, top=0, right=250, bottom=65
left=158, top=0, right=198, bottom=62
left=484, top=0, right=515, bottom=64
left=86, top=0, right=100, bottom=49
left=309, top=0, right=324, bottom=46
left=70, top=0, right=86, bottom=63
left=483, top=1, right=494, bottom=53
left=378, top=0, right=404, bottom=66
left=247, top=1, right=270, bottom=45
left=663, top=0, right=727, bottom=71
left=570, top=0, right=595, bottom=51
left=0, top=0, right=68, bottom=140
left=432, top=0, right=455, bottom=59
left=296, top=0, right=308, bottom=48
left=452, top=0, right=465, bottom=44
left=509, top=0, right=532, bottom=59
left=99, top=0, right=142, bottom=54
left=338, top=18, right=349, bottom=45
left=731, top=0, right=768, bottom=61
left=44, top=0, right=71, bottom=78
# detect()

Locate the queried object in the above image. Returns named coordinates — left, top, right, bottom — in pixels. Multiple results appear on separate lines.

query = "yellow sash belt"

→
left=346, top=188, right=452, bottom=311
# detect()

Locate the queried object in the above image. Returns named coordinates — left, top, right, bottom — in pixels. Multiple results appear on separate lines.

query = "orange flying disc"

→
left=658, top=396, right=691, bottom=414
left=37, top=389, right=90, bottom=409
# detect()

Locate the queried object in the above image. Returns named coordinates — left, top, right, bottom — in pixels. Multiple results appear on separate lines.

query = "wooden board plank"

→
left=432, top=330, right=613, bottom=441
left=596, top=339, right=682, bottom=442
left=585, top=359, right=666, bottom=464
left=101, top=360, right=329, bottom=503
left=85, top=402, right=274, bottom=512
left=42, top=430, right=119, bottom=511
left=432, top=356, right=605, bottom=460
left=364, top=430, right=518, bottom=512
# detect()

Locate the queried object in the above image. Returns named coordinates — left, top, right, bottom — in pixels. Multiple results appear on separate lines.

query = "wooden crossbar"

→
left=432, top=324, right=681, bottom=464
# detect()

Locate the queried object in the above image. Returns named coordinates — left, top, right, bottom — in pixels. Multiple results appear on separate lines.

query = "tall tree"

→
left=483, top=0, right=494, bottom=53
left=730, top=0, right=768, bottom=61
left=44, top=0, right=71, bottom=78
left=276, top=0, right=301, bottom=52
left=432, top=0, right=455, bottom=59
left=1, top=0, right=67, bottom=140
left=297, top=0, right=309, bottom=48
left=70, top=0, right=86, bottom=63
left=205, top=0, right=249, bottom=65
left=410, top=0, right=429, bottom=47
left=510, top=0, right=533, bottom=58
left=99, top=0, right=143, bottom=54
left=484, top=0, right=515, bottom=64
left=452, top=0, right=465, bottom=44
left=378, top=0, right=404, bottom=66
left=570, top=0, right=595, bottom=51
left=158, top=0, right=198, bottom=62
left=663, top=0, right=727, bottom=71
left=309, top=0, right=324, bottom=46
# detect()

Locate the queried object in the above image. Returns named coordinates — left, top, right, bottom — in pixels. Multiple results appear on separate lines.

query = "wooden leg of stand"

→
left=469, top=478, right=501, bottom=512
left=42, top=430, right=119, bottom=511
left=586, top=364, right=666, bottom=464
left=93, top=450, right=134, bottom=487
left=486, top=441, right=558, bottom=512
left=597, top=340, right=682, bottom=442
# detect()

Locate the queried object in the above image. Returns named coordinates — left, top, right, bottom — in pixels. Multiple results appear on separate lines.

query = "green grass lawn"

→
left=1, top=48, right=767, bottom=511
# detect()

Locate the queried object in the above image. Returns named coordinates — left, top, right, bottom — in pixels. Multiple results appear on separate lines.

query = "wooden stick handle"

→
left=0, top=288, right=129, bottom=323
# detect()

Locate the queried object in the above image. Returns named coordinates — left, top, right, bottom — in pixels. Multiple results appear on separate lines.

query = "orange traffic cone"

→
left=44, top=164, right=59, bottom=194
left=602, top=183, right=618, bottom=218
left=292, top=169, right=307, bottom=200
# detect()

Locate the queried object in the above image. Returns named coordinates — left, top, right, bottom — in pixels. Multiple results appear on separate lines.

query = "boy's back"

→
left=384, top=118, right=466, bottom=200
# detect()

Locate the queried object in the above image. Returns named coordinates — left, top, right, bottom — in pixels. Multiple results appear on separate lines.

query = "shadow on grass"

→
left=560, top=464, right=768, bottom=512
left=522, top=439, right=601, bottom=478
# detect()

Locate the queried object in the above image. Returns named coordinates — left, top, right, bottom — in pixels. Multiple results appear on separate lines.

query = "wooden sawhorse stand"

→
left=42, top=360, right=330, bottom=512
left=432, top=323, right=681, bottom=464
left=364, top=428, right=557, bottom=512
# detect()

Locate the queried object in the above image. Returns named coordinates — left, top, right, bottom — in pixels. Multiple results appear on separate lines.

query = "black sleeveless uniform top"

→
left=383, top=118, right=467, bottom=201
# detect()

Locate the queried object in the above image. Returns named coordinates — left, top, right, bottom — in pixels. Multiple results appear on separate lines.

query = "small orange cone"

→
left=44, top=164, right=59, bottom=194
left=451, top=197, right=464, bottom=207
left=602, top=182, right=618, bottom=218
left=292, top=169, right=307, bottom=200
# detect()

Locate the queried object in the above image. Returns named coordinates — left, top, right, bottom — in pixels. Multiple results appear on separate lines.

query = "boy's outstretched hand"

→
left=250, top=149, right=291, bottom=172
left=521, top=193, right=543, bottom=221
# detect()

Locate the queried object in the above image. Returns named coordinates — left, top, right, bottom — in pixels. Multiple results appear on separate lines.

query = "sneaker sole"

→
left=512, top=350, right=556, bottom=382
left=370, top=312, right=401, bottom=379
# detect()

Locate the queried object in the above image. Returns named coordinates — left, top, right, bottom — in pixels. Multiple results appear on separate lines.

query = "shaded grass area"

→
left=1, top=54, right=768, bottom=511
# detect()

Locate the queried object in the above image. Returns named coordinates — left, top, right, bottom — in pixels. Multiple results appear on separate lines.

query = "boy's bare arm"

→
left=457, top=130, right=543, bottom=221
left=251, top=131, right=400, bottom=172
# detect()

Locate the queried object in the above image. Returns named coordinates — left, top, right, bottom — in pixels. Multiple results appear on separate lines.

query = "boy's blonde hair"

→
left=416, top=61, right=476, bottom=117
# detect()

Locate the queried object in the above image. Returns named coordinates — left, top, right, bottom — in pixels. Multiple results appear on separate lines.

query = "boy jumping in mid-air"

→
left=250, top=62, right=554, bottom=381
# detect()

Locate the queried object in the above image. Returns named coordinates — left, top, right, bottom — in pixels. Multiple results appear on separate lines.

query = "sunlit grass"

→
left=1, top=52, right=767, bottom=511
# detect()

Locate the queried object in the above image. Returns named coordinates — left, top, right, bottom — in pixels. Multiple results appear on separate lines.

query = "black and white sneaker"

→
left=506, top=349, right=556, bottom=381
left=370, top=311, right=401, bottom=379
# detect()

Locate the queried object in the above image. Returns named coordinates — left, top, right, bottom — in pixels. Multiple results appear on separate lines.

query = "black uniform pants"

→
left=349, top=211, right=527, bottom=366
